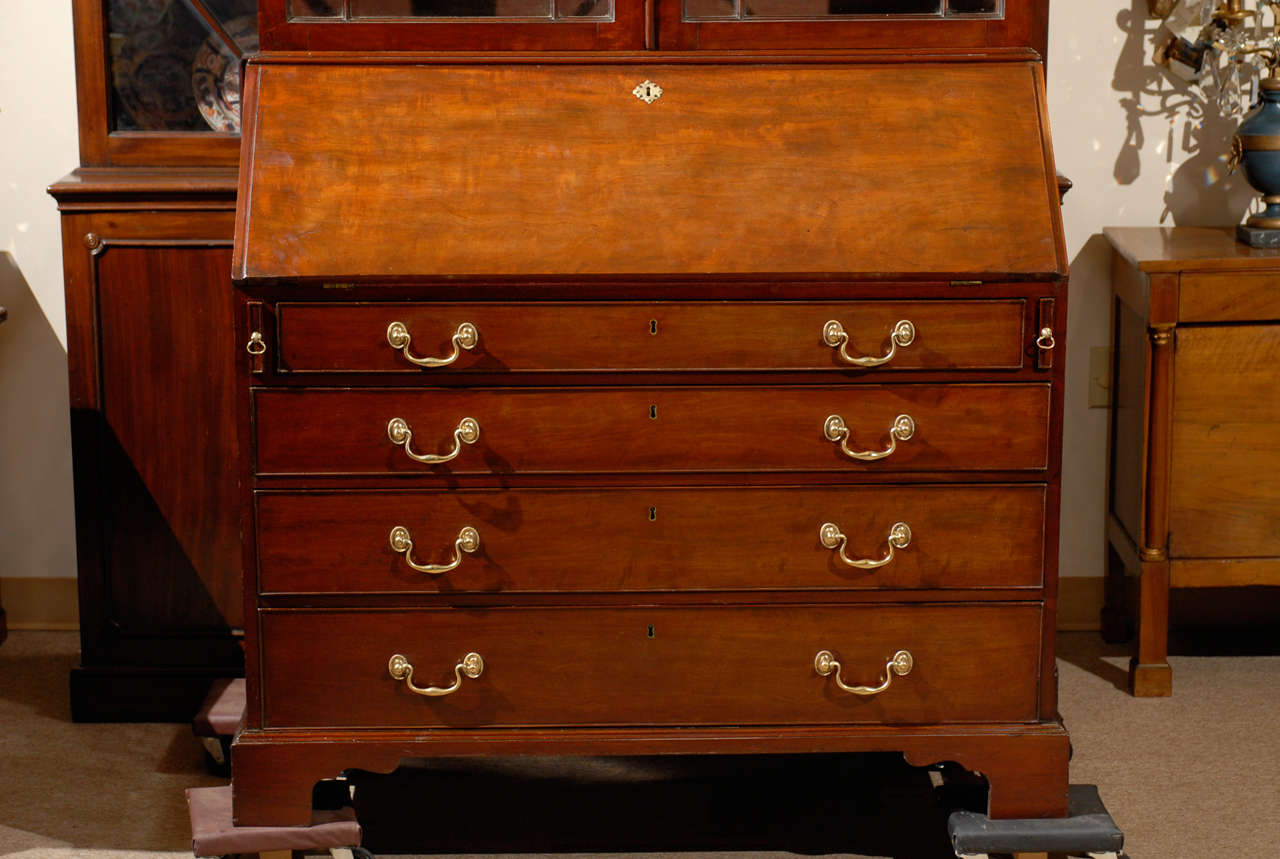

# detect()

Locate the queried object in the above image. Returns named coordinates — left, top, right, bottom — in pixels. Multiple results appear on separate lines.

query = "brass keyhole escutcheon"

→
left=633, top=80, right=663, bottom=104
left=650, top=404, right=658, bottom=419
left=649, top=506, right=657, bottom=521
left=650, top=319, right=658, bottom=335
left=647, top=625, right=655, bottom=638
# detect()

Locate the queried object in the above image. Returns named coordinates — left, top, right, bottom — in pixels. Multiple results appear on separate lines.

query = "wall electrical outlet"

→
left=1089, top=346, right=1113, bottom=408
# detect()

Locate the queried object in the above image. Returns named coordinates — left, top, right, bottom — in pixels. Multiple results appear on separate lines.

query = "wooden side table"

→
left=1104, top=227, right=1280, bottom=696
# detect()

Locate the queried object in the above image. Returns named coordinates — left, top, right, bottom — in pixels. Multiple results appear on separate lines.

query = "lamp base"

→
left=1237, top=223, right=1280, bottom=247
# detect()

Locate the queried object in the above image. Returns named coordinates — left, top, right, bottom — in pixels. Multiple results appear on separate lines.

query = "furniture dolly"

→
left=191, top=682, right=1123, bottom=859
left=186, top=784, right=368, bottom=859
left=947, top=785, right=1124, bottom=859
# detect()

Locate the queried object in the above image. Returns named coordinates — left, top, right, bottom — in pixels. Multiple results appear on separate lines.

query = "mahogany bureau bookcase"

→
left=1103, top=226, right=1280, bottom=697
left=230, top=0, right=1072, bottom=828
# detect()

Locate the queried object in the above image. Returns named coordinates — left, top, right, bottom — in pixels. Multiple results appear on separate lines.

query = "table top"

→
left=1105, top=226, right=1280, bottom=272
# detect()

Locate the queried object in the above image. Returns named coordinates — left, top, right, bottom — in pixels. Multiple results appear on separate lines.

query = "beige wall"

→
left=1047, top=0, right=1255, bottom=581
left=0, top=1, right=80, bottom=626
left=0, top=1, right=1255, bottom=625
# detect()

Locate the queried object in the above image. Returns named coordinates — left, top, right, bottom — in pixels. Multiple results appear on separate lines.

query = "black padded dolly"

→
left=947, top=784, right=1124, bottom=859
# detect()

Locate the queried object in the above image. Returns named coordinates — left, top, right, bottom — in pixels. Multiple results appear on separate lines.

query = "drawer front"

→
left=275, top=301, right=1027, bottom=374
left=260, top=604, right=1043, bottom=728
left=253, top=385, right=1050, bottom=475
left=1179, top=272, right=1280, bottom=322
left=1170, top=325, right=1280, bottom=557
left=256, top=485, right=1045, bottom=594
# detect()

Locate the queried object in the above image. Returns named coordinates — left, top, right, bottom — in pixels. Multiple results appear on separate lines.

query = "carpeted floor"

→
left=1, top=630, right=1277, bottom=858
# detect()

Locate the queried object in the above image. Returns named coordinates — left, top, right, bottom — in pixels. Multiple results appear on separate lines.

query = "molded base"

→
left=231, top=722, right=1070, bottom=827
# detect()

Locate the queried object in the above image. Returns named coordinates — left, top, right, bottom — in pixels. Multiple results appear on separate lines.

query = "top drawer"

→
left=275, top=301, right=1026, bottom=374
left=1179, top=272, right=1280, bottom=322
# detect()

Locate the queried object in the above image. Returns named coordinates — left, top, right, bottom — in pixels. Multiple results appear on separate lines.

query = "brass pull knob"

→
left=820, top=521, right=911, bottom=569
left=386, top=321, right=478, bottom=367
left=388, top=652, right=484, bottom=697
left=814, top=649, right=914, bottom=697
left=824, top=413, right=915, bottom=462
left=246, top=331, right=267, bottom=356
left=389, top=525, right=479, bottom=575
left=387, top=416, right=480, bottom=464
left=1036, top=327, right=1057, bottom=351
left=823, top=319, right=915, bottom=367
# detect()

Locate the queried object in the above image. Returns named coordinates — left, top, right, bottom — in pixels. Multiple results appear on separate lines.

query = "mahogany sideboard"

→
left=1103, top=226, right=1280, bottom=697
left=229, top=0, right=1073, bottom=829
left=48, top=0, right=251, bottom=721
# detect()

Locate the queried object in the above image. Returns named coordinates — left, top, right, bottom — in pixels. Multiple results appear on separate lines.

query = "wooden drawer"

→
left=1170, top=325, right=1280, bottom=558
left=1179, top=272, right=1280, bottom=322
left=259, top=604, right=1043, bottom=728
left=253, top=385, right=1050, bottom=475
left=256, top=485, right=1045, bottom=594
left=274, top=301, right=1027, bottom=374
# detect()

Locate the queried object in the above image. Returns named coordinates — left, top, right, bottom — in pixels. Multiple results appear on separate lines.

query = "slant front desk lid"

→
left=234, top=60, right=1065, bottom=282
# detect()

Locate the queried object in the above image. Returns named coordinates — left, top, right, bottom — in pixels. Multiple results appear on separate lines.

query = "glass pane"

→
left=946, top=0, right=1000, bottom=14
left=685, top=0, right=1006, bottom=20
left=107, top=0, right=258, bottom=133
left=746, top=0, right=939, bottom=14
left=556, top=0, right=613, bottom=18
left=289, top=0, right=342, bottom=15
left=685, top=0, right=738, bottom=16
left=350, top=0, right=554, bottom=16
left=108, top=0, right=209, bottom=131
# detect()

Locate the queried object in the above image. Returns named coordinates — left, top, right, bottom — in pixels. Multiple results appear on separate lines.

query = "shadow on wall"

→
left=1112, top=0, right=1256, bottom=225
left=0, top=253, right=76, bottom=582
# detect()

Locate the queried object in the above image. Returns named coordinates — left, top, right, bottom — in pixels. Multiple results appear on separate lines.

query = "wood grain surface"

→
left=255, top=484, right=1046, bottom=594
left=259, top=603, right=1043, bottom=728
left=236, top=62, right=1062, bottom=280
left=1170, top=325, right=1280, bottom=558
left=252, top=384, right=1050, bottom=475
left=276, top=300, right=1026, bottom=373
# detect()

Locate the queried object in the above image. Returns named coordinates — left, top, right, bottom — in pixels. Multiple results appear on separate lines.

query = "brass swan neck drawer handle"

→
left=820, top=521, right=911, bottom=569
left=814, top=649, right=914, bottom=697
left=389, top=525, right=479, bottom=574
left=824, top=413, right=915, bottom=462
left=386, top=321, right=478, bottom=367
left=388, top=652, right=484, bottom=697
left=387, top=416, right=480, bottom=464
left=823, top=319, right=915, bottom=367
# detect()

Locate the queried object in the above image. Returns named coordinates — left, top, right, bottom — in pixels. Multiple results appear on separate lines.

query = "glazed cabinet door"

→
left=657, top=0, right=1045, bottom=53
left=258, top=0, right=646, bottom=51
